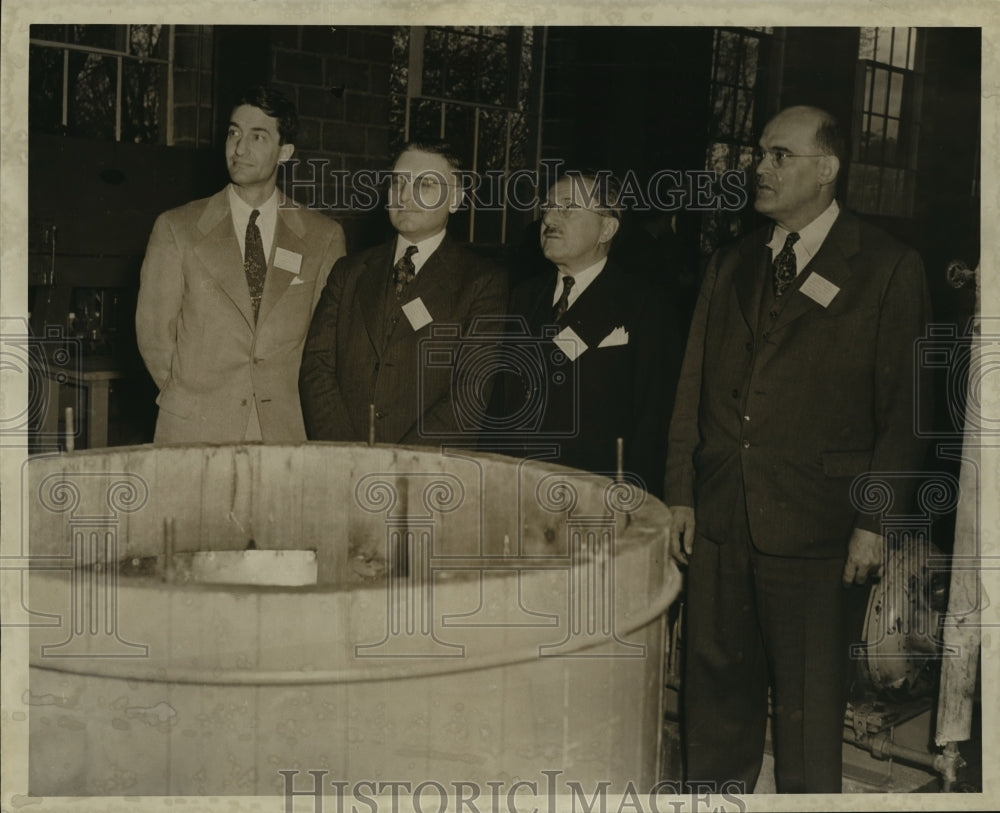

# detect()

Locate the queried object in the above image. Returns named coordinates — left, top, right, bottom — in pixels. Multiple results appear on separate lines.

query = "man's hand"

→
left=842, top=527, right=885, bottom=586
left=668, top=506, right=696, bottom=565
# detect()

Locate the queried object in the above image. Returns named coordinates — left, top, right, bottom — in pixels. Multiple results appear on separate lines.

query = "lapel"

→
left=771, top=210, right=861, bottom=333
left=559, top=262, right=627, bottom=349
left=383, top=234, right=465, bottom=347
left=357, top=241, right=395, bottom=353
left=193, top=190, right=255, bottom=329
left=257, top=198, right=308, bottom=327
left=733, top=228, right=771, bottom=334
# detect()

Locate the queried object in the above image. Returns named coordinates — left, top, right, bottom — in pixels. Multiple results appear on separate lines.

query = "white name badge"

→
left=799, top=272, right=840, bottom=307
left=553, top=325, right=588, bottom=361
left=274, top=247, right=302, bottom=274
left=402, top=297, right=433, bottom=331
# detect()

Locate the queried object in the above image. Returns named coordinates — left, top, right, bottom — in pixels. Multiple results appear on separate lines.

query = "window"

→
left=847, top=27, right=923, bottom=217
left=390, top=26, right=542, bottom=245
left=700, top=27, right=775, bottom=254
left=30, top=25, right=172, bottom=144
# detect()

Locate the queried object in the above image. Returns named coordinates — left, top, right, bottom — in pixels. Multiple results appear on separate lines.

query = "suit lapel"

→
left=384, top=236, right=462, bottom=346
left=193, top=190, right=255, bottom=329
left=734, top=230, right=770, bottom=333
left=772, top=211, right=861, bottom=332
left=560, top=263, right=626, bottom=348
left=358, top=241, right=394, bottom=352
left=257, top=202, right=308, bottom=327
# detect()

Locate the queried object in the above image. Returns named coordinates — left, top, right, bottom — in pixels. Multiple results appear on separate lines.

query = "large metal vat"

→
left=27, top=443, right=680, bottom=796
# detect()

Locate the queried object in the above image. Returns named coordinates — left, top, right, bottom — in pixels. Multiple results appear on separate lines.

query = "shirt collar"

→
left=228, top=184, right=279, bottom=224
left=394, top=229, right=448, bottom=275
left=767, top=199, right=840, bottom=268
left=552, top=257, right=608, bottom=306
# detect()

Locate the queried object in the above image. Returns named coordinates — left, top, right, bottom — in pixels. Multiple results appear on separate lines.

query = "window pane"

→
left=478, top=37, right=510, bottom=106
left=422, top=28, right=445, bottom=97
left=891, top=28, right=909, bottom=68
left=446, top=34, right=479, bottom=100
left=121, top=59, right=163, bottom=143
left=860, top=114, right=885, bottom=163
left=742, top=36, right=759, bottom=87
left=710, top=84, right=735, bottom=139
left=875, top=27, right=893, bottom=64
left=883, top=118, right=899, bottom=164
left=408, top=98, right=443, bottom=140
left=32, top=24, right=70, bottom=43
left=872, top=67, right=889, bottom=114
left=29, top=45, right=64, bottom=134
left=888, top=71, right=904, bottom=118
left=70, top=25, right=120, bottom=51
left=129, top=25, right=166, bottom=60
left=68, top=51, right=116, bottom=139
left=858, top=27, right=876, bottom=60
left=734, top=92, right=754, bottom=142
left=716, top=31, right=742, bottom=87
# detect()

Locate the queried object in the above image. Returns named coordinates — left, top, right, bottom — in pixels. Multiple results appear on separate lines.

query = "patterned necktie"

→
left=244, top=209, right=267, bottom=322
left=553, top=275, right=575, bottom=322
left=394, top=245, right=419, bottom=298
left=772, top=231, right=800, bottom=297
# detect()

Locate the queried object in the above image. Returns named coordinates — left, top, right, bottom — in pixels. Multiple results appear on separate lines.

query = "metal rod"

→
left=368, top=403, right=376, bottom=447
left=64, top=407, right=74, bottom=452
left=616, top=437, right=624, bottom=483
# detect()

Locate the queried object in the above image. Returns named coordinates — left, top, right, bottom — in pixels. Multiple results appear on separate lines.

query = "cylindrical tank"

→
left=27, top=443, right=680, bottom=796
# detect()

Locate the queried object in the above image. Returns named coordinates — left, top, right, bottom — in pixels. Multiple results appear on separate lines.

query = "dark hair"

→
left=813, top=110, right=847, bottom=168
left=551, top=170, right=624, bottom=222
left=393, top=138, right=464, bottom=173
left=232, top=85, right=299, bottom=145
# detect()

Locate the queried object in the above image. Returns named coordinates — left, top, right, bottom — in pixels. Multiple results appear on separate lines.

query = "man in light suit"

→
left=665, top=106, right=931, bottom=792
left=495, top=172, right=681, bottom=498
left=299, top=139, right=507, bottom=445
left=136, top=86, right=346, bottom=444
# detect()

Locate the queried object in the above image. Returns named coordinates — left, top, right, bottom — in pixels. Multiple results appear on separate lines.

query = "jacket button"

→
left=241, top=399, right=248, bottom=406
left=375, top=411, right=385, bottom=419
left=731, top=389, right=740, bottom=399
left=744, top=414, right=751, bottom=421
left=769, top=310, right=778, bottom=320
left=743, top=439, right=751, bottom=449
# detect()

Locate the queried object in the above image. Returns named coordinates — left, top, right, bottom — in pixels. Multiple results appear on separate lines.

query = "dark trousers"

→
left=682, top=532, right=852, bottom=793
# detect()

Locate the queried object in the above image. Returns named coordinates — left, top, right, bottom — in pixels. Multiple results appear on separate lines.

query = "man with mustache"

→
left=299, top=139, right=507, bottom=445
left=137, top=85, right=346, bottom=443
left=494, top=171, right=681, bottom=498
left=665, top=106, right=931, bottom=792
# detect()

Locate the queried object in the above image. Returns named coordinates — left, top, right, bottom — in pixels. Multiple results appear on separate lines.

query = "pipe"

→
left=844, top=721, right=965, bottom=786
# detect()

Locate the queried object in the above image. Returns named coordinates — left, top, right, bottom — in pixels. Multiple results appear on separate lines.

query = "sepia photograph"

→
left=0, top=2, right=995, bottom=811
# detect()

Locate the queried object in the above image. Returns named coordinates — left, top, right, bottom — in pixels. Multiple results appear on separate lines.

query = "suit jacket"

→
left=299, top=234, right=508, bottom=445
left=136, top=188, right=346, bottom=443
left=498, top=261, right=682, bottom=498
left=665, top=209, right=931, bottom=557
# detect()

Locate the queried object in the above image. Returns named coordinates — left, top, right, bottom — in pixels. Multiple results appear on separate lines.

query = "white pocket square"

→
left=598, top=326, right=629, bottom=348
left=289, top=276, right=306, bottom=286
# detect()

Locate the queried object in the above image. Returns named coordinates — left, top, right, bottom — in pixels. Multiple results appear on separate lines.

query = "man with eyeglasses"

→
left=299, top=139, right=507, bottom=444
left=665, top=106, right=931, bottom=792
left=492, top=171, right=682, bottom=498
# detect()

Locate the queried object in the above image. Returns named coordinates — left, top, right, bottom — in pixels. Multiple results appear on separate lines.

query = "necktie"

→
left=394, top=245, right=419, bottom=298
left=772, top=231, right=800, bottom=297
left=244, top=209, right=267, bottom=322
left=553, top=275, right=575, bottom=322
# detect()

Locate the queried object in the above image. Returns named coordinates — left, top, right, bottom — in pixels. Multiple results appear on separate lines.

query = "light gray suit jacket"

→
left=137, top=188, right=346, bottom=443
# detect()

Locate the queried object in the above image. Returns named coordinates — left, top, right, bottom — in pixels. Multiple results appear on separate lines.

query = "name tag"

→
left=553, top=325, right=588, bottom=361
left=799, top=272, right=840, bottom=307
left=402, top=297, right=433, bottom=331
left=274, top=247, right=302, bottom=274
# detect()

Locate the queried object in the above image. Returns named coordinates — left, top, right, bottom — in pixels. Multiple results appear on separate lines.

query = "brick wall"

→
left=268, top=26, right=395, bottom=244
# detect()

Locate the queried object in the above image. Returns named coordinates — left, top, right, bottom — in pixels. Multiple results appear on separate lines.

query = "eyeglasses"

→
left=753, top=147, right=828, bottom=167
left=539, top=201, right=616, bottom=219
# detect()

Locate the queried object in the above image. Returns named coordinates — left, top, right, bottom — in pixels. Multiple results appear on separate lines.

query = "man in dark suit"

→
left=495, top=172, right=681, bottom=498
left=299, top=140, right=507, bottom=445
left=665, top=106, right=931, bottom=792
left=137, top=85, right=346, bottom=443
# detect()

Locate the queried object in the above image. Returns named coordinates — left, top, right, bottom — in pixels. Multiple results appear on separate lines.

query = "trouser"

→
left=682, top=532, right=854, bottom=793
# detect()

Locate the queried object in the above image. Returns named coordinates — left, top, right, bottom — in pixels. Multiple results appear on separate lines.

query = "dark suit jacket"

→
left=665, top=209, right=931, bottom=557
left=136, top=189, right=346, bottom=443
left=497, top=260, right=682, bottom=498
left=299, top=234, right=508, bottom=445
